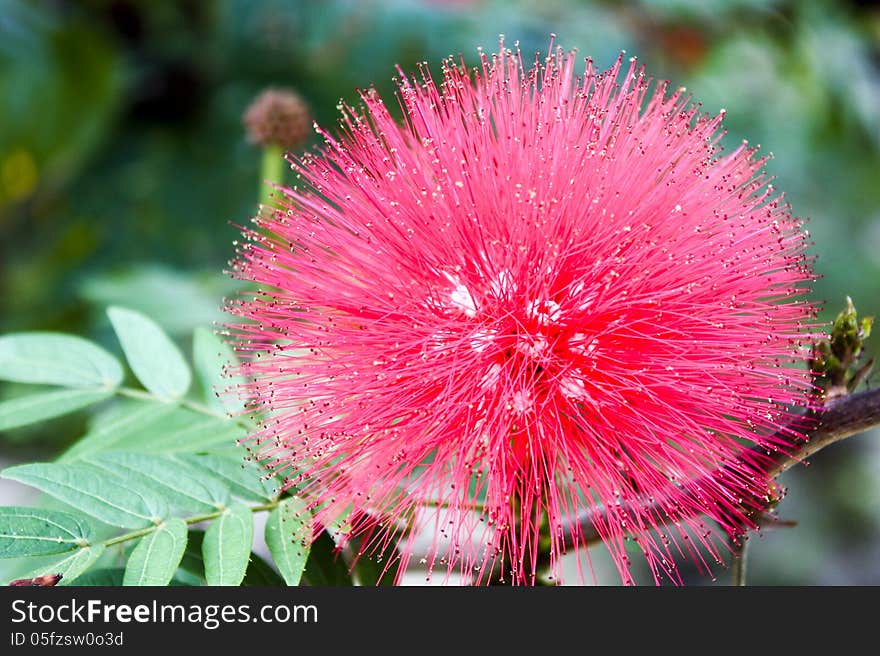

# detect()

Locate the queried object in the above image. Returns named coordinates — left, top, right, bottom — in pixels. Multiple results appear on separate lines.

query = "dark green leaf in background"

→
left=302, top=531, right=352, bottom=586
left=242, top=552, right=285, bottom=586
left=69, top=568, right=124, bottom=586
left=350, top=538, right=399, bottom=587
left=176, top=529, right=207, bottom=585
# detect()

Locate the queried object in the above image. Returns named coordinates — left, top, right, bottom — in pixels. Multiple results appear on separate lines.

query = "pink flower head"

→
left=227, top=40, right=817, bottom=585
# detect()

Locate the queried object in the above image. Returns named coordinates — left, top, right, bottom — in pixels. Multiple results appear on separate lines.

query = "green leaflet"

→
left=265, top=497, right=311, bottom=586
left=59, top=400, right=176, bottom=461
left=0, top=333, right=123, bottom=389
left=203, top=504, right=253, bottom=586
left=123, top=518, right=188, bottom=586
left=7, top=544, right=105, bottom=586
left=193, top=327, right=246, bottom=414
left=0, top=388, right=113, bottom=431
left=2, top=462, right=169, bottom=529
left=180, top=529, right=285, bottom=586
left=0, top=506, right=94, bottom=558
left=60, top=401, right=244, bottom=461
left=118, top=410, right=245, bottom=454
left=178, top=453, right=278, bottom=502
left=87, top=453, right=230, bottom=514
left=107, top=306, right=191, bottom=400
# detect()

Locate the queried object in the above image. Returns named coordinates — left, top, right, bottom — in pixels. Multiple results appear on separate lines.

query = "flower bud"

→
left=243, top=88, right=311, bottom=149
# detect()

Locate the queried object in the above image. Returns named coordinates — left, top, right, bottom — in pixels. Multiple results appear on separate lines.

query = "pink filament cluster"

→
left=227, top=42, right=817, bottom=585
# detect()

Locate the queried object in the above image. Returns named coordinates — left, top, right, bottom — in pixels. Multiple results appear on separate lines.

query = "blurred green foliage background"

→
left=1, top=0, right=879, bottom=584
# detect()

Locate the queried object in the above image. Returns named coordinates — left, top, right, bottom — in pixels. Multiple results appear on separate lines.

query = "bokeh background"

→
left=1, top=0, right=879, bottom=584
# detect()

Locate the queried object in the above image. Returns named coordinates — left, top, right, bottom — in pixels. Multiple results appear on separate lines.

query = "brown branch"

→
left=560, top=386, right=880, bottom=551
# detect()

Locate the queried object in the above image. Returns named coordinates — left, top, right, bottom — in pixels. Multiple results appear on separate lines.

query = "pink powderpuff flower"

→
left=227, top=39, right=818, bottom=585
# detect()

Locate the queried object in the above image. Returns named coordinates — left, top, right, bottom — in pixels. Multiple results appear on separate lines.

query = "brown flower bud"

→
left=243, top=88, right=312, bottom=149
left=9, top=573, right=62, bottom=586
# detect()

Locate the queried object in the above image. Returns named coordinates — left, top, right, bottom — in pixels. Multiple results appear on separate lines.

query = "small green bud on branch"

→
left=811, top=297, right=874, bottom=400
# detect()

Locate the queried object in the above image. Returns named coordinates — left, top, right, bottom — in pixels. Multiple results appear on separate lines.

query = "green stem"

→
left=259, top=143, right=285, bottom=208
left=103, top=526, right=156, bottom=548
left=101, top=500, right=279, bottom=549
left=117, top=386, right=255, bottom=430
left=730, top=535, right=749, bottom=586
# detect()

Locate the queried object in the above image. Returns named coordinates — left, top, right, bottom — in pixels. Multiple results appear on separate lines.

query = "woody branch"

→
left=562, top=385, right=880, bottom=550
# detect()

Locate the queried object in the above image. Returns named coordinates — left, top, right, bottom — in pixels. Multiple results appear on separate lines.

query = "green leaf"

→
left=80, top=266, right=235, bottom=338
left=172, top=568, right=204, bottom=587
left=2, top=462, right=168, bottom=529
left=302, top=531, right=352, bottom=586
left=0, top=333, right=123, bottom=388
left=57, top=545, right=105, bottom=585
left=176, top=529, right=206, bottom=585
left=0, top=506, right=94, bottom=558
left=179, top=453, right=278, bottom=502
left=123, top=518, right=188, bottom=586
left=8, top=544, right=105, bottom=586
left=88, top=453, right=230, bottom=514
left=58, top=400, right=179, bottom=461
left=114, top=409, right=244, bottom=454
left=70, top=568, right=124, bottom=586
left=107, top=306, right=191, bottom=400
left=0, top=388, right=113, bottom=431
left=60, top=401, right=244, bottom=461
left=265, top=498, right=311, bottom=586
left=243, top=552, right=285, bottom=586
left=203, top=504, right=253, bottom=586
left=193, top=327, right=246, bottom=414
left=350, top=540, right=399, bottom=587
